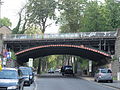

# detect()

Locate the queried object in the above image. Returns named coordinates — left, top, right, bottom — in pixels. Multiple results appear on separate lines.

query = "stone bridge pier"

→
left=112, top=29, right=120, bottom=77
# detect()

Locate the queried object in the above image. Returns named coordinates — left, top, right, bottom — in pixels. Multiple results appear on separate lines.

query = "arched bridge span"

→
left=16, top=44, right=111, bottom=65
left=3, top=31, right=116, bottom=65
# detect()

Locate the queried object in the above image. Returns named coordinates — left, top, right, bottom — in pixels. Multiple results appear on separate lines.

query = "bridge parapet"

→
left=3, top=31, right=117, bottom=40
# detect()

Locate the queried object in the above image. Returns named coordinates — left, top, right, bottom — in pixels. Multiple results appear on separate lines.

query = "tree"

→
left=11, top=51, right=16, bottom=60
left=105, top=0, right=120, bottom=29
left=81, top=0, right=110, bottom=32
left=12, top=5, right=28, bottom=34
left=12, top=11, right=22, bottom=34
left=26, top=0, right=57, bottom=73
left=25, top=25, right=42, bottom=34
left=58, top=0, right=85, bottom=33
left=0, top=17, right=12, bottom=27
left=26, top=0, right=57, bottom=34
left=58, top=0, right=120, bottom=33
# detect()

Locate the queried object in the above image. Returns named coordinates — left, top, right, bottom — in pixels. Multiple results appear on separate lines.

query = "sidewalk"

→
left=80, top=76, right=120, bottom=89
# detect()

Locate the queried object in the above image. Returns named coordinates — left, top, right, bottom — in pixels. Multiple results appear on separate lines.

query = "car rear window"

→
left=101, top=69, right=107, bottom=73
left=20, top=69, right=30, bottom=75
left=101, top=69, right=112, bottom=73
left=65, top=66, right=72, bottom=70
left=0, top=70, right=18, bottom=79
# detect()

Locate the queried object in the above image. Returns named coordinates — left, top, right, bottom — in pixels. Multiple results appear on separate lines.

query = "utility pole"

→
left=0, top=0, right=3, bottom=18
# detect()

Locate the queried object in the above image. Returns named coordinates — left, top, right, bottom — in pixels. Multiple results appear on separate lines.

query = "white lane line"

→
left=34, top=76, right=38, bottom=90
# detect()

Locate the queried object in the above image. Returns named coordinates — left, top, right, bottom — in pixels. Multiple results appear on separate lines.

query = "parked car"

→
left=0, top=67, right=24, bottom=90
left=61, top=65, right=74, bottom=76
left=94, top=68, right=113, bottom=83
left=55, top=68, right=61, bottom=73
left=19, top=67, right=34, bottom=86
left=48, top=68, right=54, bottom=73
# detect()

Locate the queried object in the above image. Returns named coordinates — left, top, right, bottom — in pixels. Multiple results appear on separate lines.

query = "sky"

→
left=1, top=0, right=108, bottom=34
left=1, top=0, right=59, bottom=34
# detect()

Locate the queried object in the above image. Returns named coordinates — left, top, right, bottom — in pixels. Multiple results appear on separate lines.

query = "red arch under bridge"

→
left=15, top=44, right=111, bottom=65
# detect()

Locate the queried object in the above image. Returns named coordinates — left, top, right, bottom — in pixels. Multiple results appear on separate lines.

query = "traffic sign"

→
left=0, top=64, right=2, bottom=71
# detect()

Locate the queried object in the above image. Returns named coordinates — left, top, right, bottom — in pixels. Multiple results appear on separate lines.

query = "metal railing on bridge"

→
left=3, top=31, right=117, bottom=40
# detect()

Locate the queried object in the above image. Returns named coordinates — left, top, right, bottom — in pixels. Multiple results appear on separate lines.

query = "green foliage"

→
left=0, top=17, right=12, bottom=27
left=81, top=1, right=110, bottom=32
left=44, top=55, right=58, bottom=69
left=33, top=58, right=39, bottom=68
left=12, top=6, right=27, bottom=34
left=58, top=0, right=85, bottom=33
left=77, top=57, right=89, bottom=69
left=105, top=0, right=120, bottom=29
left=11, top=51, right=16, bottom=60
left=27, top=0, right=57, bottom=33
left=58, top=0, right=120, bottom=33
left=111, top=55, right=117, bottom=61
left=12, top=14, right=21, bottom=34
left=25, top=25, right=42, bottom=34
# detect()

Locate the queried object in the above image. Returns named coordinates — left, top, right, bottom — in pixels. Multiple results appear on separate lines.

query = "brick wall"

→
left=112, top=29, right=120, bottom=77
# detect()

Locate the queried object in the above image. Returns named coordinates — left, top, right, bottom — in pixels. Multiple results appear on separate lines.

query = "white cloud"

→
left=1, top=0, right=27, bottom=28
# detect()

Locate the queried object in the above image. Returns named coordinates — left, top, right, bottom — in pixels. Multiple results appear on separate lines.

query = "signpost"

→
left=2, top=58, right=6, bottom=66
left=6, top=51, right=11, bottom=59
left=0, top=57, right=2, bottom=71
left=89, top=60, right=92, bottom=73
left=28, top=58, right=33, bottom=67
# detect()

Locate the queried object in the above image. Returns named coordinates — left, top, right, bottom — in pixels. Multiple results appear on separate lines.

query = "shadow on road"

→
left=37, top=73, right=80, bottom=79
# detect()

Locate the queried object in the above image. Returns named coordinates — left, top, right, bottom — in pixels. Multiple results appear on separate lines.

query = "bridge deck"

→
left=3, top=31, right=117, bottom=41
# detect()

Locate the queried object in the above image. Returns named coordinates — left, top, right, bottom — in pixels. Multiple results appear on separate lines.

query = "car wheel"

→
left=31, top=80, right=34, bottom=84
left=110, top=80, right=113, bottom=83
left=97, top=79, right=100, bottom=83
left=31, top=80, right=33, bottom=84
left=28, top=81, right=31, bottom=86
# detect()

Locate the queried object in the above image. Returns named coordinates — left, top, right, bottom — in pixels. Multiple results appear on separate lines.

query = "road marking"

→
left=34, top=77, right=38, bottom=90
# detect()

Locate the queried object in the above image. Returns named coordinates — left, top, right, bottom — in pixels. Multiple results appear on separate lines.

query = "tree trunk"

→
left=37, top=58, right=41, bottom=74
left=45, top=60, right=48, bottom=72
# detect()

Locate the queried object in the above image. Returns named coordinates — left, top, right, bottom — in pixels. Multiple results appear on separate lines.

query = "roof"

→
left=0, top=26, right=12, bottom=35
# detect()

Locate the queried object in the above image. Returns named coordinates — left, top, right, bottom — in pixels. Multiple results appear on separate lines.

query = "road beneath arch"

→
left=24, top=73, right=115, bottom=90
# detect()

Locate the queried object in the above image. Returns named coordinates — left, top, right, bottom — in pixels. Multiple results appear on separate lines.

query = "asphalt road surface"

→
left=24, top=73, right=116, bottom=90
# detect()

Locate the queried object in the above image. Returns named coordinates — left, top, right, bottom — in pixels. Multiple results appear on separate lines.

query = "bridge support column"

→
left=72, top=56, right=75, bottom=74
left=112, top=29, right=120, bottom=78
left=103, top=40, right=106, bottom=51
left=99, top=40, right=102, bottom=50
